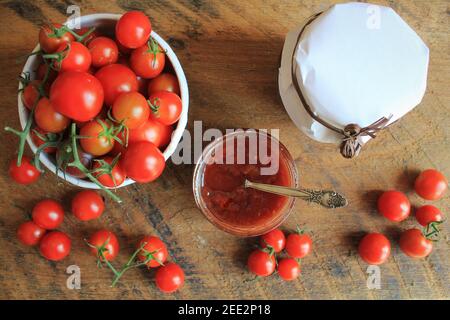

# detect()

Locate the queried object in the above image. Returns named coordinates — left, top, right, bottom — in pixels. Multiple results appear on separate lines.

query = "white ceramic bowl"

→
left=18, top=13, right=189, bottom=189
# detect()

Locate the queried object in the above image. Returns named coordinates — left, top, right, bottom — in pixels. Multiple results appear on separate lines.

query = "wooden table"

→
left=0, top=0, right=448, bottom=300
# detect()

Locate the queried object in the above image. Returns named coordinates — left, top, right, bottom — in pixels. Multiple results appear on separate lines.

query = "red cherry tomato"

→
left=115, top=11, right=152, bottom=49
left=22, top=80, right=42, bottom=110
left=358, top=233, right=391, bottom=265
left=285, top=232, right=312, bottom=259
left=32, top=199, right=64, bottom=230
left=137, top=236, right=168, bottom=268
left=155, top=263, right=185, bottom=293
left=88, top=230, right=119, bottom=261
left=52, top=42, right=91, bottom=72
left=415, top=205, right=444, bottom=227
left=50, top=71, right=104, bottom=122
left=39, top=231, right=71, bottom=261
left=277, top=258, right=301, bottom=281
left=148, top=91, right=182, bottom=125
left=260, top=228, right=285, bottom=253
left=414, top=169, right=448, bottom=200
left=247, top=249, right=276, bottom=277
left=148, top=73, right=180, bottom=96
left=95, top=64, right=138, bottom=106
left=17, top=221, right=46, bottom=246
left=93, top=156, right=126, bottom=188
left=71, top=190, right=105, bottom=221
left=31, top=128, right=58, bottom=153
left=122, top=141, right=165, bottom=183
left=9, top=155, right=41, bottom=185
left=34, top=97, right=70, bottom=133
left=377, top=190, right=410, bottom=222
left=399, top=228, right=433, bottom=258
left=128, top=118, right=173, bottom=148
left=79, top=120, right=115, bottom=156
left=39, top=23, right=75, bottom=53
left=88, top=36, right=119, bottom=68
left=112, top=91, right=149, bottom=129
left=130, top=39, right=165, bottom=79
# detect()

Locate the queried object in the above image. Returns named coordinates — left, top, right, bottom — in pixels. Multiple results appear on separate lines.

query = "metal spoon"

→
left=244, top=180, right=348, bottom=209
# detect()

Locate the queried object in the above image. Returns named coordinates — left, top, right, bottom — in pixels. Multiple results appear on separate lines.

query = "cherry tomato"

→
left=358, top=233, right=391, bottom=265
left=415, top=205, right=444, bottom=227
left=130, top=39, right=165, bottom=79
left=32, top=199, right=64, bottom=230
left=34, top=97, right=70, bottom=133
left=39, top=231, right=71, bottom=261
left=31, top=128, right=58, bottom=153
left=88, top=230, right=119, bottom=261
left=52, top=42, right=91, bottom=72
left=377, top=190, right=410, bottom=222
left=137, top=235, right=168, bottom=268
left=399, top=228, right=433, bottom=258
left=247, top=249, right=276, bottom=277
left=9, top=155, right=41, bottom=185
left=148, top=73, right=180, bottom=96
left=50, top=71, right=104, bottom=122
left=285, top=232, right=312, bottom=259
left=128, top=118, right=173, bottom=148
left=112, top=92, right=150, bottom=129
left=88, top=36, right=119, bottom=68
left=71, top=190, right=105, bottom=221
left=22, top=80, right=42, bottom=110
left=75, top=27, right=100, bottom=46
left=414, top=169, right=448, bottom=200
left=56, top=141, right=93, bottom=178
left=17, top=221, right=46, bottom=246
left=95, top=64, right=138, bottom=106
left=122, top=141, right=165, bottom=183
left=260, top=228, right=285, bottom=253
left=93, top=156, right=126, bottom=188
left=39, top=23, right=75, bottom=53
left=277, top=258, right=301, bottom=281
left=155, top=263, right=185, bottom=293
left=148, top=91, right=182, bottom=125
left=115, top=11, right=152, bottom=49
left=80, top=120, right=115, bottom=156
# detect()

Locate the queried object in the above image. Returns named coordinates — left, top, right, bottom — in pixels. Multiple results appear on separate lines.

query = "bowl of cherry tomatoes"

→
left=17, top=12, right=189, bottom=193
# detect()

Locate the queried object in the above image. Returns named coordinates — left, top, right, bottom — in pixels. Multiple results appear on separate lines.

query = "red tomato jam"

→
left=198, top=131, right=296, bottom=234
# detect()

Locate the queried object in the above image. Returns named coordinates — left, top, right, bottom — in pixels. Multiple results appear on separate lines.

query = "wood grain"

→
left=0, top=0, right=448, bottom=300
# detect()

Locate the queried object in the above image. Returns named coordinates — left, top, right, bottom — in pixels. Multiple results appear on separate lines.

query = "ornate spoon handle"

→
left=244, top=180, right=348, bottom=209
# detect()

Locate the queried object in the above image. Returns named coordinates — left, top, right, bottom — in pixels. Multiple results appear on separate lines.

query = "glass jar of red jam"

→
left=193, top=130, right=299, bottom=237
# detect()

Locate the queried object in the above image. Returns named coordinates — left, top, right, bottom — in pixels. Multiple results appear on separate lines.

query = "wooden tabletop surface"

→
left=0, top=0, right=449, bottom=300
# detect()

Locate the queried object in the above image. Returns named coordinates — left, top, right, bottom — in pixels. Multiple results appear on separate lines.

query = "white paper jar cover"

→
left=278, top=2, right=429, bottom=158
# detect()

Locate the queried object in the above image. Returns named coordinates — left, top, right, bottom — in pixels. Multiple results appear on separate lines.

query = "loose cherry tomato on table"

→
left=39, top=23, right=75, bottom=53
left=277, top=258, right=301, bottom=281
left=87, top=230, right=119, bottom=261
left=17, top=221, right=46, bottom=246
left=34, top=97, right=70, bottom=133
left=130, top=38, right=165, bottom=79
left=260, top=228, right=285, bottom=253
left=358, top=233, right=391, bottom=265
left=285, top=230, right=312, bottom=259
left=49, top=42, right=91, bottom=72
left=122, top=141, right=165, bottom=183
left=9, top=155, right=41, bottom=185
left=415, top=205, right=444, bottom=227
left=155, top=263, right=185, bottom=293
left=137, top=235, right=168, bottom=268
left=399, top=228, right=433, bottom=258
left=31, top=128, right=58, bottom=153
left=95, top=64, right=138, bottom=106
left=40, top=231, right=71, bottom=261
left=22, top=80, right=42, bottom=110
left=88, top=36, right=119, bottom=68
left=112, top=91, right=150, bottom=129
left=128, top=118, right=173, bottom=148
left=50, top=71, right=104, bottom=122
left=414, top=169, right=448, bottom=200
left=93, top=156, right=126, bottom=188
left=148, top=91, right=182, bottom=126
left=247, top=249, right=276, bottom=277
left=79, top=120, right=116, bottom=156
left=71, top=190, right=105, bottom=221
left=32, top=199, right=64, bottom=230
left=115, top=11, right=152, bottom=49
left=148, top=73, right=180, bottom=96
left=377, top=190, right=410, bottom=222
